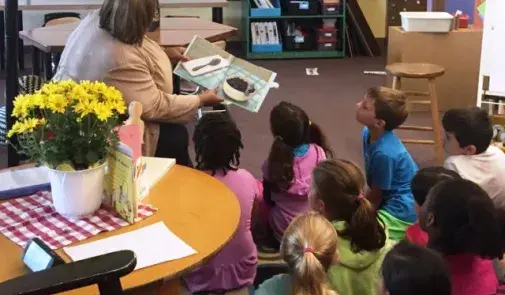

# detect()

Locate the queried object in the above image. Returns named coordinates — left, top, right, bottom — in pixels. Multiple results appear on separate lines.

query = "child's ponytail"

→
left=293, top=251, right=334, bottom=295
left=308, top=122, right=334, bottom=158
left=347, top=195, right=387, bottom=252
left=281, top=212, right=338, bottom=295
left=267, top=136, right=295, bottom=191
left=312, top=159, right=386, bottom=253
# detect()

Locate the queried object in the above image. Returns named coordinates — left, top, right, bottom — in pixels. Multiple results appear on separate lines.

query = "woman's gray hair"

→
left=99, top=0, right=158, bottom=45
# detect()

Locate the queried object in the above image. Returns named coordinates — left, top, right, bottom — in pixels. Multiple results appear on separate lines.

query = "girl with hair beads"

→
left=419, top=179, right=505, bottom=295
left=183, top=113, right=258, bottom=293
left=310, top=159, right=392, bottom=295
left=259, top=101, right=333, bottom=249
left=255, top=211, right=339, bottom=295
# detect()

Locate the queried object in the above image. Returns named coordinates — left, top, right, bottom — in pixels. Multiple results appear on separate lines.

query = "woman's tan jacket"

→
left=53, top=11, right=200, bottom=156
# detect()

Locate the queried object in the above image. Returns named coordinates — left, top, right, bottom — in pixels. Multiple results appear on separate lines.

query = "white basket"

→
left=400, top=12, right=454, bottom=33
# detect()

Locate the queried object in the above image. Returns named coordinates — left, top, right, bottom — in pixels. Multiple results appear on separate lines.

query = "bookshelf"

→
left=243, top=0, right=346, bottom=59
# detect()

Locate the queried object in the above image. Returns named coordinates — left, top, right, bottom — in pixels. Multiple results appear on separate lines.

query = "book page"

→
left=174, top=36, right=234, bottom=90
left=220, top=57, right=277, bottom=113
left=174, top=36, right=278, bottom=113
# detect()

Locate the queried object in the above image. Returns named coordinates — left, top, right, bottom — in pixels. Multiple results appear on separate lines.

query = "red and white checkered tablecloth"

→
left=0, top=191, right=157, bottom=249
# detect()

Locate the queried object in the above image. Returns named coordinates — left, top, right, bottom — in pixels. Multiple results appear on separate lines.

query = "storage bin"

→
left=400, top=12, right=454, bottom=33
left=322, top=3, right=341, bottom=14
left=284, top=34, right=315, bottom=51
left=251, top=43, right=283, bottom=53
left=317, top=38, right=337, bottom=51
left=283, top=0, right=320, bottom=15
left=250, top=0, right=282, bottom=17
left=317, top=27, right=337, bottom=39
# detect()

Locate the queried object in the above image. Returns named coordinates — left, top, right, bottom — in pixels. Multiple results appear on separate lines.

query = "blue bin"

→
left=251, top=43, right=283, bottom=53
left=250, top=0, right=281, bottom=17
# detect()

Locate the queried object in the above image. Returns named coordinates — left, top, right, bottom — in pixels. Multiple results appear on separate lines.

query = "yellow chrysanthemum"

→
left=12, top=94, right=30, bottom=118
left=7, top=118, right=45, bottom=137
left=73, top=98, right=95, bottom=118
left=47, top=94, right=68, bottom=113
left=93, top=102, right=113, bottom=121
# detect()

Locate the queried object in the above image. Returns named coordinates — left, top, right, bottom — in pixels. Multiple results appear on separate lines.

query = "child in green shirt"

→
left=310, top=159, right=393, bottom=295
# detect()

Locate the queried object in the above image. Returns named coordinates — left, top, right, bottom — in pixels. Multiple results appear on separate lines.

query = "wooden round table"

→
left=0, top=165, right=241, bottom=294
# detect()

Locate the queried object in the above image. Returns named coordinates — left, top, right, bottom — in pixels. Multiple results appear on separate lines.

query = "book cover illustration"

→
left=174, top=35, right=279, bottom=113
left=103, top=144, right=138, bottom=224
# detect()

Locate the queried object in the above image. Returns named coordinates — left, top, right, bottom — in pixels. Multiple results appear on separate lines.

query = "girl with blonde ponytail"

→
left=255, top=212, right=339, bottom=295
left=310, top=159, right=393, bottom=295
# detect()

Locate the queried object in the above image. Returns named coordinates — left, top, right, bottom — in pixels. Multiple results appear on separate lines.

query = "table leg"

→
left=31, top=47, right=40, bottom=76
left=157, top=279, right=181, bottom=295
left=0, top=11, right=4, bottom=71
left=44, top=52, right=53, bottom=80
left=17, top=11, right=24, bottom=70
left=212, top=7, right=223, bottom=24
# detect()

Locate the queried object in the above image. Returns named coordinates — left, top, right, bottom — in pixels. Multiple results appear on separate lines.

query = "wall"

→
left=21, top=0, right=387, bottom=41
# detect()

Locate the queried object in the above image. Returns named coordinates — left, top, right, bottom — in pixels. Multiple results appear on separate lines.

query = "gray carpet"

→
left=0, top=55, right=438, bottom=172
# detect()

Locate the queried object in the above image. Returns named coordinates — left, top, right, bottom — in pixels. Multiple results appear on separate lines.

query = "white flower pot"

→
left=46, top=163, right=106, bottom=219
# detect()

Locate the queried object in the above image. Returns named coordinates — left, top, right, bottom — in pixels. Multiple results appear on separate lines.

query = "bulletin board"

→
left=478, top=0, right=505, bottom=93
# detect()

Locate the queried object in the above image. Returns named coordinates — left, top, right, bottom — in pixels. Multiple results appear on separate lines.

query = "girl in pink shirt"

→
left=406, top=167, right=461, bottom=246
left=183, top=113, right=258, bottom=293
left=419, top=179, right=505, bottom=295
left=257, top=101, right=333, bottom=250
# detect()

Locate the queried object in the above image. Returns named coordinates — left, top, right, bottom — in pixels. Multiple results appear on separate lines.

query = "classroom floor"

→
left=0, top=52, right=439, bottom=171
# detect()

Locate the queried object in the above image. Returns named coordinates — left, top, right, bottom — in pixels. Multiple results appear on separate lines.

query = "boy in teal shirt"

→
left=356, top=87, right=418, bottom=240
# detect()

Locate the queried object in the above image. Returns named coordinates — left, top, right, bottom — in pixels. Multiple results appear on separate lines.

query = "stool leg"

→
left=428, top=78, right=444, bottom=165
left=392, top=76, right=402, bottom=90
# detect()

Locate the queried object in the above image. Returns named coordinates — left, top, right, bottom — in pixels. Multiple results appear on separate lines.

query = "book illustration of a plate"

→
left=181, top=55, right=230, bottom=77
left=223, top=76, right=256, bottom=102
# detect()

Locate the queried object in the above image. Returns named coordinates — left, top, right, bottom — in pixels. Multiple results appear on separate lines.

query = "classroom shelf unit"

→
left=243, top=0, right=347, bottom=59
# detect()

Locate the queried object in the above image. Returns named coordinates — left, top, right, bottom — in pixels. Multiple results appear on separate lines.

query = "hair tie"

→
left=304, top=246, right=314, bottom=253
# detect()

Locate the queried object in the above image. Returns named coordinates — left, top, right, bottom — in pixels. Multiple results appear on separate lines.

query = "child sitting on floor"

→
left=406, top=167, right=461, bottom=246
left=183, top=113, right=258, bottom=294
left=255, top=211, right=339, bottom=295
left=380, top=241, right=451, bottom=295
left=419, top=179, right=505, bottom=295
left=442, top=107, right=505, bottom=208
left=258, top=101, right=333, bottom=250
left=356, top=86, right=418, bottom=241
left=310, top=159, right=393, bottom=295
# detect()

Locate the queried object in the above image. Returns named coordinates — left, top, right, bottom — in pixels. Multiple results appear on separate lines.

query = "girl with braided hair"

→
left=183, top=113, right=259, bottom=293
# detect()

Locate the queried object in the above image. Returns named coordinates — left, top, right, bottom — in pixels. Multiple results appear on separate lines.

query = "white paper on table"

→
left=63, top=222, right=197, bottom=270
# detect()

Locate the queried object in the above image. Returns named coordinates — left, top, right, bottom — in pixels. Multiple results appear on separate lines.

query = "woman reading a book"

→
left=53, top=0, right=223, bottom=166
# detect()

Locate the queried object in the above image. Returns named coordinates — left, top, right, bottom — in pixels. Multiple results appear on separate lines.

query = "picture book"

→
left=103, top=144, right=138, bottom=224
left=174, top=35, right=279, bottom=113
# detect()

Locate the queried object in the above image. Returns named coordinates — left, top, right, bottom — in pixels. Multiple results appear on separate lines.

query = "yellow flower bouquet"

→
left=8, top=80, right=126, bottom=170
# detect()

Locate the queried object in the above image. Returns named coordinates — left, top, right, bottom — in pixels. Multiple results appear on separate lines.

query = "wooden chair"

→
left=0, top=250, right=136, bottom=295
left=43, top=17, right=81, bottom=79
left=386, top=62, right=446, bottom=165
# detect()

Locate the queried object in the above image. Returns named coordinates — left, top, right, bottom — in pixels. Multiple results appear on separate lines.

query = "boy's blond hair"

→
left=367, top=86, right=408, bottom=131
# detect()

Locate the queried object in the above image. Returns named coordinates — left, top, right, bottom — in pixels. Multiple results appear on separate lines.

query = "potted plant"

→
left=7, top=80, right=126, bottom=218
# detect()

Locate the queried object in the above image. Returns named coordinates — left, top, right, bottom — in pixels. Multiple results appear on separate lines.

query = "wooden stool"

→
left=385, top=63, right=446, bottom=165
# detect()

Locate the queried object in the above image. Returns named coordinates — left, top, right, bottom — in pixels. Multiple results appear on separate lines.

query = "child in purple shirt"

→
left=183, top=113, right=258, bottom=293
left=257, top=101, right=333, bottom=249
left=419, top=179, right=505, bottom=295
